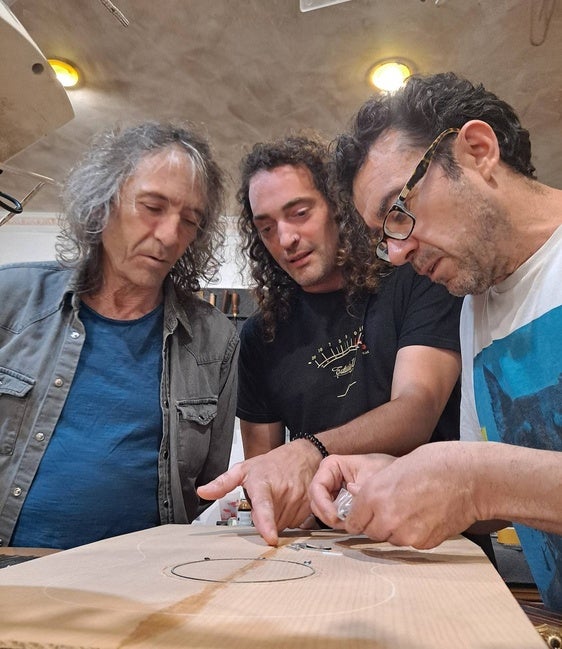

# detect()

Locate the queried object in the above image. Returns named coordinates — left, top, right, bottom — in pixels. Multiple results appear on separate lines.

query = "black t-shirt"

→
left=237, top=264, right=462, bottom=443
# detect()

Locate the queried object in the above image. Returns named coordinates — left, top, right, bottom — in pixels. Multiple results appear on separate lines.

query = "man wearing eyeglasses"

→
left=310, top=72, right=562, bottom=611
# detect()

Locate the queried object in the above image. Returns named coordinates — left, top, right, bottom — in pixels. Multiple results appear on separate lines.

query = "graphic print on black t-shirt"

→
left=237, top=290, right=373, bottom=436
left=237, top=265, right=463, bottom=443
left=308, top=325, right=369, bottom=398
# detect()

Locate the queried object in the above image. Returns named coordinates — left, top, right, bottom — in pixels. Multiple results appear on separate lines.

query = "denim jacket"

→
left=0, top=262, right=239, bottom=546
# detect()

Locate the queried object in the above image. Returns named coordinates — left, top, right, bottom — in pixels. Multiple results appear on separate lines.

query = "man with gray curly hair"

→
left=0, top=121, right=239, bottom=550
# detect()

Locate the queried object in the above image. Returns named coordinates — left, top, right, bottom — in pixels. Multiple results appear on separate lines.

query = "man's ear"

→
left=455, top=120, right=500, bottom=181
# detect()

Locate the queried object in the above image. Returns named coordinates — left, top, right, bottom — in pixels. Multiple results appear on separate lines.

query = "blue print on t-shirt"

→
left=473, top=305, right=562, bottom=611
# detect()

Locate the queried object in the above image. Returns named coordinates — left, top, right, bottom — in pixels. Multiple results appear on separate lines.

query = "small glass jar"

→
left=237, top=498, right=253, bottom=526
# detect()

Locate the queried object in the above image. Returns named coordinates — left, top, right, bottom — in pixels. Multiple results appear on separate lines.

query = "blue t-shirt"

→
left=12, top=302, right=164, bottom=549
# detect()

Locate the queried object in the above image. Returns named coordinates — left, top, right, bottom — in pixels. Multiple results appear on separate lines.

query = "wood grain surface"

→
left=0, top=524, right=546, bottom=649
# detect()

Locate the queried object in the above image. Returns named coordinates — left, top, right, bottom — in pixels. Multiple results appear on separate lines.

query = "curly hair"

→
left=56, top=120, right=225, bottom=299
left=237, top=133, right=386, bottom=341
left=335, top=71, right=536, bottom=205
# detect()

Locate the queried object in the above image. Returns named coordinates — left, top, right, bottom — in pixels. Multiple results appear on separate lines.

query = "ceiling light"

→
left=47, top=58, right=81, bottom=88
left=368, top=60, right=412, bottom=92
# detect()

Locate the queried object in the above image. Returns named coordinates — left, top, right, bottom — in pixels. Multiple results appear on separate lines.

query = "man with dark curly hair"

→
left=310, top=72, right=562, bottom=611
left=0, top=121, right=239, bottom=549
left=199, top=133, right=464, bottom=546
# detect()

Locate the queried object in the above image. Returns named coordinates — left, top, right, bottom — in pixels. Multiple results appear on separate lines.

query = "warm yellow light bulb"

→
left=48, top=59, right=80, bottom=88
left=369, top=61, right=411, bottom=92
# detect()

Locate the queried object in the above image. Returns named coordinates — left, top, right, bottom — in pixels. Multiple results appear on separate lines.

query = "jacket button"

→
left=163, top=500, right=169, bottom=508
left=54, top=378, right=64, bottom=387
left=12, top=487, right=22, bottom=497
left=35, top=432, right=45, bottom=442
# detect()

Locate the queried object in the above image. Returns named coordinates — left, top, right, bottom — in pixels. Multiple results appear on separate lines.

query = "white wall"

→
left=218, top=223, right=250, bottom=288
left=0, top=213, right=250, bottom=287
left=0, top=213, right=59, bottom=263
left=0, top=212, right=249, bottom=525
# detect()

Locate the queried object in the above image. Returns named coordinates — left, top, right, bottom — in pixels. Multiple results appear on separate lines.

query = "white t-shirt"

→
left=459, top=224, right=562, bottom=610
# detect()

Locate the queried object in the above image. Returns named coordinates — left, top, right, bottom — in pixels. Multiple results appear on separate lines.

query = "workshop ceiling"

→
left=2, top=0, right=561, bottom=215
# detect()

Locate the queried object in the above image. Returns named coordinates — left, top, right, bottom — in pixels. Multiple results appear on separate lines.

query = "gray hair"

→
left=56, top=120, right=226, bottom=297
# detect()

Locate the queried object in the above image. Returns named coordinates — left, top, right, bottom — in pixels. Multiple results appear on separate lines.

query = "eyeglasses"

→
left=375, top=127, right=460, bottom=262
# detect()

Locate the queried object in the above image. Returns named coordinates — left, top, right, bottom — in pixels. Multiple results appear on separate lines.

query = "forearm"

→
left=241, top=420, right=285, bottom=459
left=313, top=345, right=460, bottom=457
left=468, top=442, right=562, bottom=535
left=314, top=390, right=442, bottom=457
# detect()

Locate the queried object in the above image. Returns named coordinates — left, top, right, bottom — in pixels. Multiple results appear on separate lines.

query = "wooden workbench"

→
left=0, top=524, right=546, bottom=648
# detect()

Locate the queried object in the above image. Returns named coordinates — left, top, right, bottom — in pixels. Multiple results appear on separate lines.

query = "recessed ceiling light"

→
left=47, top=58, right=81, bottom=88
left=368, top=60, right=412, bottom=92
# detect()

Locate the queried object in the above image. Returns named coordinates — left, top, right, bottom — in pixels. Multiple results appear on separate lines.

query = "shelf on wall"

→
left=197, top=287, right=257, bottom=331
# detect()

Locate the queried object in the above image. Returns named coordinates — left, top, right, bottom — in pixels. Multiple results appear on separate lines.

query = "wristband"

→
left=296, top=432, right=329, bottom=459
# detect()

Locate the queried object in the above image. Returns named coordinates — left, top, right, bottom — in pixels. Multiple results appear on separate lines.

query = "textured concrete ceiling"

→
left=2, top=0, right=561, bottom=216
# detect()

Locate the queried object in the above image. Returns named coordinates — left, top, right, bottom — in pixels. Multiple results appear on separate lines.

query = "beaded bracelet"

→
left=296, top=432, right=329, bottom=459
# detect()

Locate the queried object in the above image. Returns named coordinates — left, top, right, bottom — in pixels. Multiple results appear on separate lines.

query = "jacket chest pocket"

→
left=175, top=399, right=219, bottom=474
left=176, top=398, right=218, bottom=428
left=0, top=367, right=35, bottom=455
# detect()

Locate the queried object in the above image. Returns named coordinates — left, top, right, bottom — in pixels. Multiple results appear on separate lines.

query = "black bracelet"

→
left=296, top=432, right=329, bottom=459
